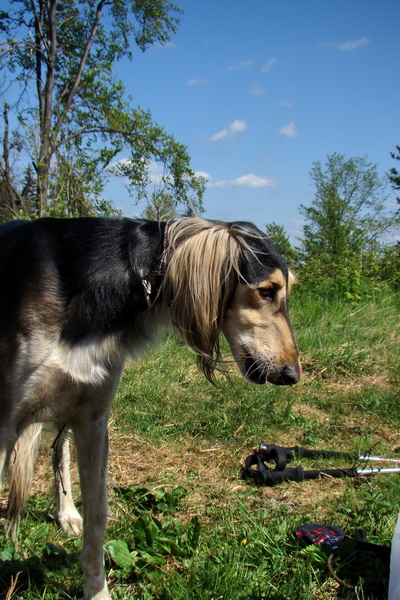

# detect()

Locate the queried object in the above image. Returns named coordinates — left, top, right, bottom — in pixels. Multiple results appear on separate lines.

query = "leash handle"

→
left=259, top=442, right=355, bottom=470
left=246, top=465, right=356, bottom=486
left=244, top=443, right=400, bottom=486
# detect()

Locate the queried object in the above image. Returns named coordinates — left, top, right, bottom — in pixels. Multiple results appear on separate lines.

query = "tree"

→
left=299, top=153, right=399, bottom=297
left=0, top=0, right=204, bottom=221
left=388, top=145, right=400, bottom=202
left=378, top=242, right=400, bottom=289
left=265, top=222, right=298, bottom=266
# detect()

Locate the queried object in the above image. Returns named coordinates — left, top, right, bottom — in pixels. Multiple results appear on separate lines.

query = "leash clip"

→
left=142, top=278, right=152, bottom=308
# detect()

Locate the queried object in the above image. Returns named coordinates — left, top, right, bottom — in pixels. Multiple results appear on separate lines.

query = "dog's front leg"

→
left=53, top=430, right=83, bottom=535
left=72, top=411, right=111, bottom=600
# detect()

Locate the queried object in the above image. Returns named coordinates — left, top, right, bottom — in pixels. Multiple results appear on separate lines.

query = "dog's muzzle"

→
left=244, top=349, right=301, bottom=386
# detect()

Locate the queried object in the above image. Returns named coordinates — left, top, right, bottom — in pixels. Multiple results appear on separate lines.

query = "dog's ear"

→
left=161, top=218, right=242, bottom=380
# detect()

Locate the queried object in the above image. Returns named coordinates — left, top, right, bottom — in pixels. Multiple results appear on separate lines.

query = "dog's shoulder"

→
left=0, top=217, right=167, bottom=340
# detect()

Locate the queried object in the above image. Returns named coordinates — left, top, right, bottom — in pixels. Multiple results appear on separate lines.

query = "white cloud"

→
left=153, top=41, right=177, bottom=50
left=207, top=119, right=248, bottom=143
left=279, top=121, right=299, bottom=138
left=250, top=83, right=266, bottom=96
left=200, top=172, right=276, bottom=189
left=339, top=37, right=370, bottom=50
left=194, top=170, right=212, bottom=181
left=318, top=37, right=370, bottom=51
left=147, top=161, right=166, bottom=183
left=108, top=159, right=168, bottom=185
left=317, top=41, right=335, bottom=49
left=227, top=59, right=254, bottom=71
left=109, top=157, right=130, bottom=170
left=186, top=77, right=209, bottom=86
left=261, top=58, right=278, bottom=73
left=280, top=99, right=295, bottom=108
left=224, top=174, right=276, bottom=189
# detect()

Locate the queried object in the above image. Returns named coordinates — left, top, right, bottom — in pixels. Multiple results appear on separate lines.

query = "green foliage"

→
left=108, top=109, right=205, bottom=220
left=265, top=221, right=299, bottom=266
left=0, top=0, right=203, bottom=221
left=292, top=289, right=399, bottom=380
left=388, top=145, right=400, bottom=202
left=106, top=514, right=200, bottom=575
left=377, top=241, right=400, bottom=289
left=114, top=485, right=187, bottom=514
left=298, top=153, right=399, bottom=299
left=105, top=485, right=200, bottom=583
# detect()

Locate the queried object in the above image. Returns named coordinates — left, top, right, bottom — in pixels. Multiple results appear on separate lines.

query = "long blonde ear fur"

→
left=161, top=217, right=242, bottom=380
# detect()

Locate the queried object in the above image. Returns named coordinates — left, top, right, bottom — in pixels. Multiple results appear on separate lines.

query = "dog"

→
left=0, top=216, right=300, bottom=599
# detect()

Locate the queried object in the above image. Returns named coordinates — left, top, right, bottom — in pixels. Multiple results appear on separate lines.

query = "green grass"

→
left=1, top=290, right=399, bottom=599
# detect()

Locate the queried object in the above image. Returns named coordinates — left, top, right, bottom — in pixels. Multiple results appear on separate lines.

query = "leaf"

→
left=106, top=539, right=136, bottom=570
left=31, top=524, right=50, bottom=540
left=187, top=516, right=201, bottom=550
left=138, top=550, right=166, bottom=567
left=0, top=545, right=14, bottom=561
left=157, top=537, right=188, bottom=558
left=133, top=516, right=161, bottom=550
left=114, top=485, right=188, bottom=514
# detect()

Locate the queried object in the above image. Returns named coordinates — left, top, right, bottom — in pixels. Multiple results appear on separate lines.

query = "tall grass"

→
left=1, top=289, right=399, bottom=599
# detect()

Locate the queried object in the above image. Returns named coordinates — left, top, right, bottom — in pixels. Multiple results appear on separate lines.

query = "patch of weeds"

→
left=106, top=515, right=200, bottom=576
left=3, top=292, right=398, bottom=599
left=114, top=485, right=187, bottom=515
left=107, top=485, right=200, bottom=589
left=335, top=486, right=397, bottom=539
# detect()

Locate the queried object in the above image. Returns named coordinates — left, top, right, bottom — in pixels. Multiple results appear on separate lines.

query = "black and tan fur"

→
left=0, top=216, right=300, bottom=600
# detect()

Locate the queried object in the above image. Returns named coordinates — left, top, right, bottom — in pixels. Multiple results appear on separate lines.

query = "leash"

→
left=242, top=442, right=400, bottom=485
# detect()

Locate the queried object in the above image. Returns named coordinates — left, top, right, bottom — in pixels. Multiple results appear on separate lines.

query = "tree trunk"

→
left=34, top=0, right=58, bottom=215
left=36, top=161, right=50, bottom=217
left=2, top=104, right=22, bottom=217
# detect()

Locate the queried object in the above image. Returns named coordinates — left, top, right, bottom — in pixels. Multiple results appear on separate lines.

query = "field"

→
left=1, top=289, right=399, bottom=600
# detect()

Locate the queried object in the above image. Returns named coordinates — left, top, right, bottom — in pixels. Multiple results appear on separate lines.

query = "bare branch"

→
left=54, top=126, right=135, bottom=150
left=53, top=0, right=109, bottom=137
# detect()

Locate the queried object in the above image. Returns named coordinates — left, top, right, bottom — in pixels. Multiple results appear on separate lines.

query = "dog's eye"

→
left=257, top=287, right=275, bottom=301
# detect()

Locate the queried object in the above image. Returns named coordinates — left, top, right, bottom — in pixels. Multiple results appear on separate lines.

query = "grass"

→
left=1, top=290, right=399, bottom=599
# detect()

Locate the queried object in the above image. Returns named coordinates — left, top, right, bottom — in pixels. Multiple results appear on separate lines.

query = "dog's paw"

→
left=57, top=509, right=83, bottom=536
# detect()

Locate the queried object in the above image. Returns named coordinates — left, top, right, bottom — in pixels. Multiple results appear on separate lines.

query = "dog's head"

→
left=162, top=217, right=300, bottom=385
left=221, top=222, right=300, bottom=385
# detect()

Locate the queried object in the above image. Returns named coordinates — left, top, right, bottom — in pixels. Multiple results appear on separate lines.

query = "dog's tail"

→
left=5, top=423, right=42, bottom=543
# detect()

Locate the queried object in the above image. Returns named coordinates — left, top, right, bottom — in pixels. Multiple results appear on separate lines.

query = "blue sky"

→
left=107, top=0, right=400, bottom=241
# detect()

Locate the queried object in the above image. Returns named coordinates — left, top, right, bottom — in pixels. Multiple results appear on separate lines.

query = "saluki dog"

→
left=0, top=216, right=301, bottom=599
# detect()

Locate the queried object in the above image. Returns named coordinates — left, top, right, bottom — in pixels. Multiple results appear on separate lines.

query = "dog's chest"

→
left=12, top=333, right=125, bottom=422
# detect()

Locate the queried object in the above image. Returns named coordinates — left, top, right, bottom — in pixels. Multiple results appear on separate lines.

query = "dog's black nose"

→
left=280, top=365, right=301, bottom=385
